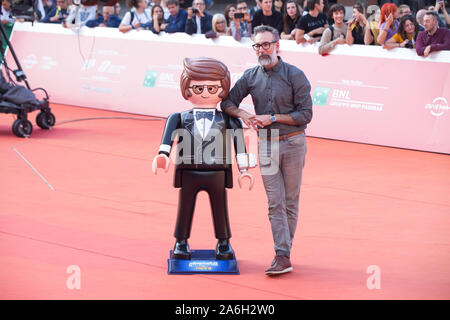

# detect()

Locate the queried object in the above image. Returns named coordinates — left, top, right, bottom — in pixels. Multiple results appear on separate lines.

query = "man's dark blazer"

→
left=185, top=12, right=213, bottom=35
left=158, top=110, right=246, bottom=189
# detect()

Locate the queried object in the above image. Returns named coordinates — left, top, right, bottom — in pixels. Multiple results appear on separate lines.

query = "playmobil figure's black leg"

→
left=206, top=171, right=231, bottom=240
left=174, top=170, right=231, bottom=240
left=174, top=171, right=200, bottom=241
left=173, top=170, right=233, bottom=260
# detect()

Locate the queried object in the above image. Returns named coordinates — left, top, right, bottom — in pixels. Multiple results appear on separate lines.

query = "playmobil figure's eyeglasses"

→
left=189, top=85, right=222, bottom=95
left=252, top=41, right=277, bottom=51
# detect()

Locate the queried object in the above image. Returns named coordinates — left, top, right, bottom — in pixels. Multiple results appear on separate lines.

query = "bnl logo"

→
left=312, top=87, right=331, bottom=106
left=143, top=71, right=158, bottom=88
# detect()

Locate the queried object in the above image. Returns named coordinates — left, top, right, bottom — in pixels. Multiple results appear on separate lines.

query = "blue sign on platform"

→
left=168, top=250, right=239, bottom=275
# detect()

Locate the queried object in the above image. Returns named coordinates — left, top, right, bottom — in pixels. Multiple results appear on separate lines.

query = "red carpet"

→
left=0, top=104, right=449, bottom=299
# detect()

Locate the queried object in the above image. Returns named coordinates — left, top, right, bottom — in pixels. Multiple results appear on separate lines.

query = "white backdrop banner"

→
left=7, top=23, right=450, bottom=154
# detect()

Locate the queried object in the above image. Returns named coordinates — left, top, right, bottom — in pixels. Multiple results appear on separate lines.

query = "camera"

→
left=405, top=41, right=414, bottom=49
left=234, top=13, right=245, bottom=19
left=192, top=8, right=199, bottom=14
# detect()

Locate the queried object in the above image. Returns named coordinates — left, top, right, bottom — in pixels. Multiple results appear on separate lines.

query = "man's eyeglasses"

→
left=189, top=85, right=222, bottom=95
left=252, top=41, right=277, bottom=51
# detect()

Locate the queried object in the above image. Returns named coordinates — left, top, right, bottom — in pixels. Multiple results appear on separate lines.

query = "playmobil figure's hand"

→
left=152, top=153, right=169, bottom=175
left=238, top=171, right=254, bottom=190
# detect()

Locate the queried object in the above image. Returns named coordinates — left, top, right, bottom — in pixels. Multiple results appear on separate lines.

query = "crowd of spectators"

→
left=5, top=0, right=450, bottom=56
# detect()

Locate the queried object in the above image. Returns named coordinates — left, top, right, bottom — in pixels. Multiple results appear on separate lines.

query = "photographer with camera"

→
left=230, top=1, right=252, bottom=41
left=185, top=0, right=212, bottom=35
left=384, top=14, right=420, bottom=49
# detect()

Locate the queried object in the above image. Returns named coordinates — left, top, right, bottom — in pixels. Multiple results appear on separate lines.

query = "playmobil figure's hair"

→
left=180, top=57, right=231, bottom=100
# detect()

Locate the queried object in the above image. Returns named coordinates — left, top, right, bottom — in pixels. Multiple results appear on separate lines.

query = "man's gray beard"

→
left=258, top=54, right=274, bottom=67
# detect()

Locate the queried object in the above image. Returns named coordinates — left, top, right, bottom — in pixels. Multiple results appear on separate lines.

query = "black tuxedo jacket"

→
left=158, top=109, right=246, bottom=188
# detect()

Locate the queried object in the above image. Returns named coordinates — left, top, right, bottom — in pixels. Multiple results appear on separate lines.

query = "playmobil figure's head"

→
left=180, top=57, right=230, bottom=108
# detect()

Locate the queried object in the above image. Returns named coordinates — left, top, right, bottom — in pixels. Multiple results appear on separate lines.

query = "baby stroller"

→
left=0, top=21, right=55, bottom=138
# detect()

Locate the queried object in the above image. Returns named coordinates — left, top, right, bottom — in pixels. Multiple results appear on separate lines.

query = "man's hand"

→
left=424, top=45, right=432, bottom=57
left=253, top=115, right=272, bottom=128
left=50, top=14, right=60, bottom=22
left=244, top=12, right=251, bottom=22
left=307, top=36, right=319, bottom=44
left=160, top=23, right=167, bottom=30
left=240, top=112, right=258, bottom=130
left=335, top=35, right=346, bottom=45
left=234, top=18, right=240, bottom=29
left=187, top=7, right=193, bottom=19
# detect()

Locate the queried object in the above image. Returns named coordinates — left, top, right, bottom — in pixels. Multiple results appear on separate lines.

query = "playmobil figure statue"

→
left=152, top=57, right=256, bottom=260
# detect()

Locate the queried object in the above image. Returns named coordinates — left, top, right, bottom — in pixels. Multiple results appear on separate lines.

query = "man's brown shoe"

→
left=265, top=255, right=293, bottom=275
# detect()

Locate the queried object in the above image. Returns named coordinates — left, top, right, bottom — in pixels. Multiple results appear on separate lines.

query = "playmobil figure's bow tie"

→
left=195, top=111, right=214, bottom=121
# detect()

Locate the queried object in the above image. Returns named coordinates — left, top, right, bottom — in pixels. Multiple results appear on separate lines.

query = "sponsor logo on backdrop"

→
left=312, top=87, right=331, bottom=106
left=143, top=71, right=158, bottom=88
left=143, top=71, right=178, bottom=89
left=314, top=87, right=384, bottom=112
left=81, top=59, right=126, bottom=74
left=425, top=97, right=449, bottom=117
left=157, top=72, right=178, bottom=88
left=23, top=54, right=57, bottom=70
left=81, top=84, right=112, bottom=94
left=23, top=54, right=37, bottom=69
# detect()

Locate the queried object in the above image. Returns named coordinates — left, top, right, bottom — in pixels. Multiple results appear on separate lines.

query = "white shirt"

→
left=195, top=15, right=201, bottom=34
left=193, top=108, right=216, bottom=139
left=66, top=5, right=97, bottom=27
left=121, top=8, right=152, bottom=26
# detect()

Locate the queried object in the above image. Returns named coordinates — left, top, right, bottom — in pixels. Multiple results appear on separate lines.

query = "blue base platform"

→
left=168, top=250, right=240, bottom=275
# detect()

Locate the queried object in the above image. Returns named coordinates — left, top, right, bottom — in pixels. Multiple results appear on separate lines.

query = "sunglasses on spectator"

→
left=189, top=85, right=222, bottom=94
left=252, top=41, right=277, bottom=51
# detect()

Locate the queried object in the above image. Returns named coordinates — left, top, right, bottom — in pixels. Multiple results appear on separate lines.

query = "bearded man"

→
left=220, top=25, right=313, bottom=276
